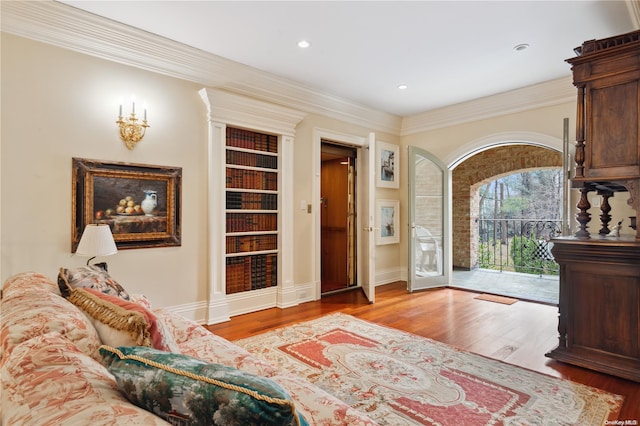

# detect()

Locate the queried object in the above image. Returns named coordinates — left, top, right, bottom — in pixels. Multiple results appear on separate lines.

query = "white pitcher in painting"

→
left=141, top=190, right=157, bottom=216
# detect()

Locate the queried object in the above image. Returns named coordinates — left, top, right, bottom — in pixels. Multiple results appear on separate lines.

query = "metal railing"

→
left=478, top=218, right=562, bottom=276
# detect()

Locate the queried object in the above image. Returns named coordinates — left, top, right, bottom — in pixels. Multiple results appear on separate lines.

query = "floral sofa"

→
left=0, top=270, right=376, bottom=425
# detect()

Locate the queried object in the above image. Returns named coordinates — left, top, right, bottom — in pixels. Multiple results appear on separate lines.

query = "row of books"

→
left=226, top=234, right=278, bottom=254
left=226, top=168, right=278, bottom=191
left=226, top=150, right=277, bottom=170
left=226, top=253, right=277, bottom=294
left=226, top=192, right=277, bottom=210
left=226, top=213, right=277, bottom=233
left=226, top=127, right=278, bottom=154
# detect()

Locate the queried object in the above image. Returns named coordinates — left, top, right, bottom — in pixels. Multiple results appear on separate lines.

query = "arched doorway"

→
left=451, top=144, right=563, bottom=270
left=447, top=142, right=565, bottom=304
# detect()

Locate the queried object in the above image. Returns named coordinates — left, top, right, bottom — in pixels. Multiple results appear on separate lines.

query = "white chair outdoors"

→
left=415, top=225, right=442, bottom=274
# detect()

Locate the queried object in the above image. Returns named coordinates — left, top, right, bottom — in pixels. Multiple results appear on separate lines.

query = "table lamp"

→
left=75, top=224, right=118, bottom=265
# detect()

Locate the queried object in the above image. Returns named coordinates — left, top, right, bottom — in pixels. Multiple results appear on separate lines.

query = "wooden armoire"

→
left=546, top=30, right=640, bottom=382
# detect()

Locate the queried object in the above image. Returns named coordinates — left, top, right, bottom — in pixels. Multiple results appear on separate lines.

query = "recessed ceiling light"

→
left=398, top=84, right=408, bottom=90
left=297, top=40, right=311, bottom=49
left=514, top=43, right=530, bottom=52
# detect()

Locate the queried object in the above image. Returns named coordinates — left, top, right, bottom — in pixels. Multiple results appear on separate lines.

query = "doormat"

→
left=235, top=313, right=623, bottom=425
left=474, top=293, right=518, bottom=305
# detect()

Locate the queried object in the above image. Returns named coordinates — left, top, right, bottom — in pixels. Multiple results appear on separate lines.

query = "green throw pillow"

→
left=99, top=345, right=307, bottom=426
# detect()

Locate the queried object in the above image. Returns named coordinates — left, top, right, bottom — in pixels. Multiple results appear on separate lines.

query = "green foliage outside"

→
left=478, top=169, right=562, bottom=276
left=509, top=235, right=559, bottom=276
left=478, top=240, right=499, bottom=270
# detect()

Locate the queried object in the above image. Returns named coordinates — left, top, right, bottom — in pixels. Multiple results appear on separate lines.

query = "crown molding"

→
left=1, top=0, right=401, bottom=134
left=3, top=1, right=604, bottom=137
left=401, top=77, right=576, bottom=135
left=199, top=88, right=306, bottom=136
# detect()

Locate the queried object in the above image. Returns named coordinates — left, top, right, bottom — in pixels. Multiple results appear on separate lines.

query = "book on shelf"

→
left=244, top=257, right=252, bottom=292
left=226, top=127, right=278, bottom=154
left=225, top=168, right=278, bottom=191
left=225, top=257, right=246, bottom=294
left=226, top=192, right=278, bottom=210
left=224, top=254, right=278, bottom=292
left=226, top=150, right=278, bottom=169
left=226, top=213, right=278, bottom=233
left=226, top=234, right=278, bottom=254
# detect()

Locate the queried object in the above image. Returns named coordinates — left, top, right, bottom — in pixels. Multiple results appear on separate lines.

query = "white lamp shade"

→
left=76, top=224, right=118, bottom=258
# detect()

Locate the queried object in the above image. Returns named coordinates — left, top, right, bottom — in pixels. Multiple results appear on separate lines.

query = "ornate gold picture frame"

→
left=72, top=158, right=182, bottom=251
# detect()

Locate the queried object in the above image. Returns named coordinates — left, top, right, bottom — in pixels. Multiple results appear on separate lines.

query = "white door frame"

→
left=313, top=128, right=373, bottom=300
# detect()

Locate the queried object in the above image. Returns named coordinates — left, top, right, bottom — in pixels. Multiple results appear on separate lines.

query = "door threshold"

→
left=321, top=285, right=360, bottom=297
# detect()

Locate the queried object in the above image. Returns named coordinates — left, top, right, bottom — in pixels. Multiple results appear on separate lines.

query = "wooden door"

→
left=321, top=158, right=350, bottom=292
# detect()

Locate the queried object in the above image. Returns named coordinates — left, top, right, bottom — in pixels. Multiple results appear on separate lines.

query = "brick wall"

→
left=452, top=145, right=562, bottom=269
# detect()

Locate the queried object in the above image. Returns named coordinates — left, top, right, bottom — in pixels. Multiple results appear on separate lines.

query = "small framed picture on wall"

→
left=376, top=199, right=400, bottom=245
left=376, top=141, right=399, bottom=188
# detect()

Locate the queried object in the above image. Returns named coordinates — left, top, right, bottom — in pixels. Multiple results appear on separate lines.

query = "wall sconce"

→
left=116, top=98, right=149, bottom=150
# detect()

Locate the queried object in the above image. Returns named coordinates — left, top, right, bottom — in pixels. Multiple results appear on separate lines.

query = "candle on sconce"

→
left=116, top=94, right=149, bottom=150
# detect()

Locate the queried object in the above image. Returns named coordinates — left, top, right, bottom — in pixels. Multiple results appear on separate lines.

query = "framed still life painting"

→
left=72, top=158, right=182, bottom=251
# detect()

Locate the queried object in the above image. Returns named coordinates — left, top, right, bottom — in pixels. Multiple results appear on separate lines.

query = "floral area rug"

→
left=235, top=313, right=623, bottom=425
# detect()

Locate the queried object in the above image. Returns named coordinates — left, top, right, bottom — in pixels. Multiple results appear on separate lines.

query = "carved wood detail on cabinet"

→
left=567, top=29, right=640, bottom=240
left=547, top=238, right=640, bottom=382
left=547, top=30, right=640, bottom=382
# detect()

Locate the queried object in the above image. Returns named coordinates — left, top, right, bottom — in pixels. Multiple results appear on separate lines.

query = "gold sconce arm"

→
left=116, top=101, right=149, bottom=150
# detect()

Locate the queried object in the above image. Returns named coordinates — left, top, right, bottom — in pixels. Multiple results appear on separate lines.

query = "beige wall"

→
left=4, top=33, right=634, bottom=311
left=1, top=33, right=209, bottom=307
left=1, top=33, right=402, bottom=311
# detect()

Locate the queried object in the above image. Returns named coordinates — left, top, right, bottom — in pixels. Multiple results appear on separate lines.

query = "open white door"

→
left=359, top=132, right=376, bottom=302
left=408, top=146, right=450, bottom=291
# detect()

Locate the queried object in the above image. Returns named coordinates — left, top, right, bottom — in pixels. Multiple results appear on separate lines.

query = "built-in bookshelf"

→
left=225, top=127, right=279, bottom=295
left=200, top=87, right=305, bottom=322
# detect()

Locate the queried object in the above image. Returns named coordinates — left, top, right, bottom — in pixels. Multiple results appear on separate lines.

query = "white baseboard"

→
left=164, top=266, right=404, bottom=324
left=162, top=301, right=209, bottom=324
left=296, top=281, right=316, bottom=303
left=375, top=266, right=403, bottom=286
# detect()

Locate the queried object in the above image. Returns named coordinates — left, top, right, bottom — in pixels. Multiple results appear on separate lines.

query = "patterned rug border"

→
left=235, top=312, right=624, bottom=425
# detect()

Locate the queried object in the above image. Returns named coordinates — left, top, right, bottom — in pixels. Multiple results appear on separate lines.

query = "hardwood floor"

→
left=206, top=282, right=640, bottom=419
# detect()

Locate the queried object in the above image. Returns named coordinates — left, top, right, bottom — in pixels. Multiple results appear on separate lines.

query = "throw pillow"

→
left=99, top=345, right=308, bottom=426
left=58, top=272, right=178, bottom=352
left=58, top=265, right=130, bottom=300
left=59, top=272, right=151, bottom=347
left=130, top=293, right=153, bottom=310
left=83, top=288, right=178, bottom=352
